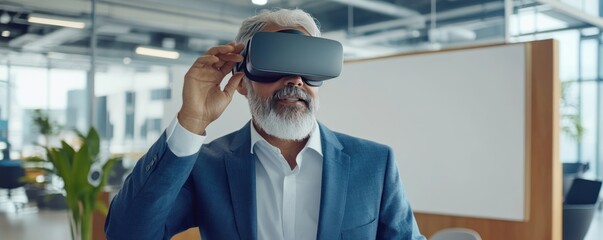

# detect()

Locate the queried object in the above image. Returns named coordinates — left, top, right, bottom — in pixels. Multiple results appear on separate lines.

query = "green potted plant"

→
left=560, top=81, right=584, bottom=144
left=26, top=128, right=119, bottom=240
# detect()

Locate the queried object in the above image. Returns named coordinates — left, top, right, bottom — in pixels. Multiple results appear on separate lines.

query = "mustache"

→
left=271, top=85, right=311, bottom=105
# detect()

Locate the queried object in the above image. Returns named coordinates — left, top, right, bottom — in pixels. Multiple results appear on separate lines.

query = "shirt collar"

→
left=250, top=120, right=323, bottom=157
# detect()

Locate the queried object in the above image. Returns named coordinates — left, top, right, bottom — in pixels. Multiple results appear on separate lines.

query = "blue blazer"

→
left=105, top=122, right=425, bottom=240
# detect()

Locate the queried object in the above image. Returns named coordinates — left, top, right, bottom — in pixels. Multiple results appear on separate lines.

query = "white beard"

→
left=247, top=82, right=318, bottom=141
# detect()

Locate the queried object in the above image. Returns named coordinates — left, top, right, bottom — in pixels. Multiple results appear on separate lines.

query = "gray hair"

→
left=235, top=8, right=321, bottom=45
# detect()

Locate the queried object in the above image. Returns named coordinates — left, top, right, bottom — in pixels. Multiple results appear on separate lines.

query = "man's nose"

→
left=282, top=75, right=304, bottom=87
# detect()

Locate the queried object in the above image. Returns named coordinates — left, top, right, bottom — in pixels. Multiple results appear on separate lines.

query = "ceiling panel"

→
left=0, top=0, right=596, bottom=67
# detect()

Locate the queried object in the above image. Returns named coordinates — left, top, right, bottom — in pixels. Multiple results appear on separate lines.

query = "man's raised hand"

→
left=178, top=42, right=245, bottom=134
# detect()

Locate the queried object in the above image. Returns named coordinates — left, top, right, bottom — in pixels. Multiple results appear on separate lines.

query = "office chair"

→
left=0, top=160, right=27, bottom=212
left=563, top=178, right=602, bottom=240
left=430, top=228, right=482, bottom=240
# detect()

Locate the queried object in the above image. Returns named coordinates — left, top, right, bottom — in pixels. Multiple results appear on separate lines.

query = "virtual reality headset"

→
left=234, top=29, right=343, bottom=87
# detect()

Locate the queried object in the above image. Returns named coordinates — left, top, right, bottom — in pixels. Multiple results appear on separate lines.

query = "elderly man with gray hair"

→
left=105, top=8, right=425, bottom=240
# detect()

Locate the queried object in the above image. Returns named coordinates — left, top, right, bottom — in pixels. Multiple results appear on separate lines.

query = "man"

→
left=105, top=8, right=425, bottom=240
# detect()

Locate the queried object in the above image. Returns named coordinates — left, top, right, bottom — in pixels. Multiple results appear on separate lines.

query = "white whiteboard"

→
left=318, top=44, right=527, bottom=221
left=165, top=44, right=527, bottom=221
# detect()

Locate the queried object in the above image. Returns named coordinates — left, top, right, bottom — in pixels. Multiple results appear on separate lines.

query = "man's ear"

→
left=236, top=78, right=248, bottom=97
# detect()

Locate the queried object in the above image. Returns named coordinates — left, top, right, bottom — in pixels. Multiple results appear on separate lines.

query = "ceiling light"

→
left=251, top=0, right=268, bottom=6
left=581, top=27, right=599, bottom=36
left=135, top=46, right=180, bottom=59
left=0, top=12, right=10, bottom=24
left=123, top=57, right=132, bottom=64
left=1, top=31, right=10, bottom=38
left=48, top=52, right=67, bottom=59
left=28, top=15, right=86, bottom=29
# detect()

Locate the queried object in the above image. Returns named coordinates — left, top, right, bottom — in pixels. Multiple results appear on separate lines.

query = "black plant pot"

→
left=36, top=192, right=68, bottom=210
left=24, top=184, right=45, bottom=204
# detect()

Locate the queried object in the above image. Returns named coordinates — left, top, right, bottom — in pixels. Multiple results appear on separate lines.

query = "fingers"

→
left=218, top=53, right=243, bottom=62
left=197, top=42, right=243, bottom=71
left=193, top=53, right=241, bottom=66
left=205, top=42, right=244, bottom=56
left=205, top=44, right=235, bottom=56
left=192, top=55, right=219, bottom=67
left=187, top=42, right=245, bottom=84
left=232, top=42, right=245, bottom=53
left=190, top=53, right=241, bottom=71
left=223, top=72, right=244, bottom=98
left=218, top=42, right=245, bottom=74
left=213, top=53, right=242, bottom=70
left=220, top=61, right=237, bottom=75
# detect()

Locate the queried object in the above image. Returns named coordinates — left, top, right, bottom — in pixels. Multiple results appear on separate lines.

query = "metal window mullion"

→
left=88, top=0, right=98, bottom=130
left=595, top=27, right=603, bottom=178
left=577, top=33, right=584, bottom=163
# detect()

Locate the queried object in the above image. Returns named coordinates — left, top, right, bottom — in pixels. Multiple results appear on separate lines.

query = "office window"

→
left=125, top=91, right=136, bottom=139
left=95, top=65, right=171, bottom=153
left=0, top=64, right=8, bottom=120
left=510, top=0, right=603, bottom=181
left=579, top=81, right=598, bottom=178
left=561, top=80, right=580, bottom=163
left=582, top=39, right=598, bottom=81
left=561, top=0, right=600, bottom=16
left=150, top=88, right=171, bottom=101
left=598, top=82, right=603, bottom=177
left=96, top=95, right=114, bottom=140
left=5, top=65, right=87, bottom=158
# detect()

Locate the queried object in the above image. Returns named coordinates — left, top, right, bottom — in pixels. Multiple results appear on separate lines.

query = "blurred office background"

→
left=0, top=0, right=602, bottom=239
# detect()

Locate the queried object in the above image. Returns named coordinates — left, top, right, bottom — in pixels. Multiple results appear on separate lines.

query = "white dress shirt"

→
left=166, top=117, right=323, bottom=240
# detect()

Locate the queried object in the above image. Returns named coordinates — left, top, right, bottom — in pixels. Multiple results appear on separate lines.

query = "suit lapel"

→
left=316, top=123, right=351, bottom=240
left=224, top=123, right=257, bottom=240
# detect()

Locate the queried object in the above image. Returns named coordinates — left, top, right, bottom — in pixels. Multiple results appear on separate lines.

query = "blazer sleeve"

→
left=376, top=147, right=426, bottom=240
left=105, top=132, right=200, bottom=240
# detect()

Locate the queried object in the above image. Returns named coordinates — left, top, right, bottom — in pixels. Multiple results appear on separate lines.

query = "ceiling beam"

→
left=330, top=0, right=423, bottom=19
left=337, top=2, right=506, bottom=47
left=8, top=33, right=40, bottom=48
left=534, top=0, right=603, bottom=28
left=1, top=0, right=244, bottom=40
left=22, top=28, right=88, bottom=51
left=352, top=1, right=505, bottom=34
left=100, top=0, right=249, bottom=24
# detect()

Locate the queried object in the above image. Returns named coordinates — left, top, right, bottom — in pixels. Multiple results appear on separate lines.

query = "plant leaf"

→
left=23, top=156, right=48, bottom=163
left=61, top=140, right=76, bottom=167
left=26, top=167, right=56, bottom=175
left=98, top=157, right=117, bottom=187
left=94, top=201, right=109, bottom=215
left=74, top=129, right=85, bottom=141
left=92, top=156, right=120, bottom=199
left=73, top=142, right=93, bottom=199
left=49, top=148, right=70, bottom=186
left=85, top=128, right=100, bottom=161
